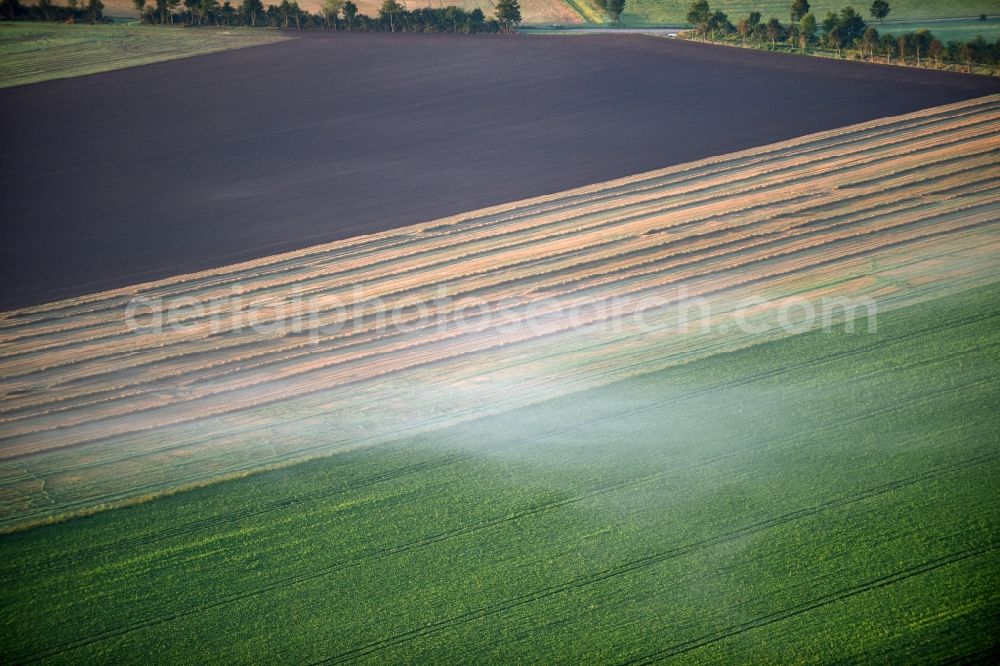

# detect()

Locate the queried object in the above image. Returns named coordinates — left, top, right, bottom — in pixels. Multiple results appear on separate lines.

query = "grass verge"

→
left=0, top=22, right=288, bottom=88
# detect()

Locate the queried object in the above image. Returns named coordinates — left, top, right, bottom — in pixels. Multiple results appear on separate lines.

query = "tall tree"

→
left=912, top=28, right=932, bottom=66
left=826, top=24, right=843, bottom=56
left=342, top=0, right=356, bottom=28
left=0, top=0, right=20, bottom=20
left=928, top=38, right=944, bottom=67
left=469, top=7, right=484, bottom=31
left=789, top=0, right=808, bottom=24
left=870, top=0, right=889, bottom=25
left=686, top=0, right=710, bottom=35
left=277, top=0, right=292, bottom=28
left=379, top=0, right=403, bottom=31
left=495, top=0, right=520, bottom=33
left=959, top=40, right=975, bottom=71
left=240, top=0, right=262, bottom=26
left=606, top=0, right=624, bottom=23
left=765, top=17, right=782, bottom=45
left=707, top=9, right=731, bottom=35
left=86, top=0, right=103, bottom=22
left=878, top=33, right=896, bottom=63
left=132, top=0, right=146, bottom=19
left=896, top=33, right=909, bottom=62
left=737, top=16, right=750, bottom=42
left=748, top=10, right=762, bottom=38
left=837, top=6, right=866, bottom=43
left=861, top=25, right=878, bottom=59
left=798, top=12, right=817, bottom=47
left=323, top=0, right=343, bottom=27
left=198, top=0, right=218, bottom=25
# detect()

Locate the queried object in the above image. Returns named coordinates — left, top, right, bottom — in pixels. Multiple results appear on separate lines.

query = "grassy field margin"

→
left=0, top=22, right=288, bottom=88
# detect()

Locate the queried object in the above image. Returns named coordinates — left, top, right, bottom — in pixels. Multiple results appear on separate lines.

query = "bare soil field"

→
left=1, top=95, right=997, bottom=530
left=0, top=33, right=997, bottom=312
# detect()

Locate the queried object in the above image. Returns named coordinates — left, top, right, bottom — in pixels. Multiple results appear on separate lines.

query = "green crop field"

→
left=2, top=280, right=997, bottom=663
left=875, top=16, right=1000, bottom=42
left=0, top=23, right=287, bottom=89
left=619, top=0, right=1000, bottom=27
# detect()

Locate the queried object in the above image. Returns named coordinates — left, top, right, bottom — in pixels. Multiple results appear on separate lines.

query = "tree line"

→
left=0, top=0, right=524, bottom=33
left=593, top=0, right=625, bottom=23
left=2, top=0, right=105, bottom=22
left=685, top=0, right=1000, bottom=72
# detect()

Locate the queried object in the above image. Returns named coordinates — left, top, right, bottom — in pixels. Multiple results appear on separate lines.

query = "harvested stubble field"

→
left=2, top=32, right=997, bottom=311
left=1, top=95, right=998, bottom=532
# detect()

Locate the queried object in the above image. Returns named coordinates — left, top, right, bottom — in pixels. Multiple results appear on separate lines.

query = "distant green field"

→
left=876, top=16, right=1000, bottom=42
left=0, top=23, right=286, bottom=88
left=2, top=281, right=997, bottom=662
left=619, top=0, right=1000, bottom=27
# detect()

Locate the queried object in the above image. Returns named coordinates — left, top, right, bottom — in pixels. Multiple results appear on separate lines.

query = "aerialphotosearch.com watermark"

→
left=123, top=285, right=878, bottom=343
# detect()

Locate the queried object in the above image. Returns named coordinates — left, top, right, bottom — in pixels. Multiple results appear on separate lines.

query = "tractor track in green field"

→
left=314, top=452, right=1000, bottom=664
left=15, top=404, right=1000, bottom=663
left=4, top=305, right=997, bottom=594
left=18, top=437, right=994, bottom=664
left=939, top=643, right=1000, bottom=665
left=5, top=304, right=996, bottom=589
left=622, top=541, right=1000, bottom=664
left=13, top=448, right=760, bottom=663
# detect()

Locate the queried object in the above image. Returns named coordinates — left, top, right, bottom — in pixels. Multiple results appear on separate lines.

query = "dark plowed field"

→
left=1, top=32, right=996, bottom=310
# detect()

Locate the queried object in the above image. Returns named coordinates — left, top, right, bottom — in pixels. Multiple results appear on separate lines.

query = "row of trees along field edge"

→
left=685, top=0, right=1000, bottom=73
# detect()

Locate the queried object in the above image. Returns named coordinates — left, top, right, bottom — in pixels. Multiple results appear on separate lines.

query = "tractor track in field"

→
left=13, top=434, right=999, bottom=664
left=311, top=453, right=1000, bottom=664
left=621, top=541, right=1000, bottom=664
